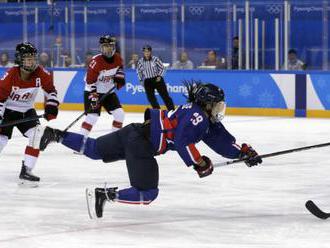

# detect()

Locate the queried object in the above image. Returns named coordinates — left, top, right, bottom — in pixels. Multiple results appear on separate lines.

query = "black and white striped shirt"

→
left=136, top=56, right=165, bottom=81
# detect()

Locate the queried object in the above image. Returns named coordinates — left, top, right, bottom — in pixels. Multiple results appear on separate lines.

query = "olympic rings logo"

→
left=48, top=7, right=61, bottom=17
left=116, top=7, right=131, bottom=16
left=266, top=4, right=282, bottom=15
left=189, top=6, right=205, bottom=15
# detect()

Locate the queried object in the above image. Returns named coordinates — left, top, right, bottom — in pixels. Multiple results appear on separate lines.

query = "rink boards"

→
left=1, top=68, right=330, bottom=118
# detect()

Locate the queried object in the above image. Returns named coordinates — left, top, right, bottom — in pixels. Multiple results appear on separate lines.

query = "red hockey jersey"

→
left=0, top=65, right=58, bottom=114
left=84, top=53, right=125, bottom=94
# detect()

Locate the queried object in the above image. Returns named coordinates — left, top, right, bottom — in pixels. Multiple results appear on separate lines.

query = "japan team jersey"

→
left=85, top=53, right=124, bottom=94
left=149, top=103, right=241, bottom=167
left=0, top=65, right=58, bottom=114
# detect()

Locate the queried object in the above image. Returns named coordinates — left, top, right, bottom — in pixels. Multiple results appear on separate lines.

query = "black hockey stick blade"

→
left=305, top=200, right=330, bottom=220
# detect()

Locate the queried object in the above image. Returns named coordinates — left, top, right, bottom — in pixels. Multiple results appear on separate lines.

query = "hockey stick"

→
left=0, top=114, right=45, bottom=128
left=214, top=141, right=330, bottom=168
left=305, top=200, right=330, bottom=220
left=63, top=85, right=117, bottom=132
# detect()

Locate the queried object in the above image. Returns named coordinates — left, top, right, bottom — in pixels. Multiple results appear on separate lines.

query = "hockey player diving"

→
left=32, top=80, right=262, bottom=217
left=0, top=42, right=59, bottom=185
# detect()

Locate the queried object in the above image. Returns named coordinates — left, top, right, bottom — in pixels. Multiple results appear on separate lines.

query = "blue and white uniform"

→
left=57, top=104, right=241, bottom=205
left=149, top=103, right=240, bottom=166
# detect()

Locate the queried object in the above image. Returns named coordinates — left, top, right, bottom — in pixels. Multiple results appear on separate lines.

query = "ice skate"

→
left=18, top=161, right=40, bottom=187
left=86, top=186, right=117, bottom=219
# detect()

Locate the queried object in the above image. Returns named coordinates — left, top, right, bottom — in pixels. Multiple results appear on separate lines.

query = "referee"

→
left=137, top=45, right=175, bottom=111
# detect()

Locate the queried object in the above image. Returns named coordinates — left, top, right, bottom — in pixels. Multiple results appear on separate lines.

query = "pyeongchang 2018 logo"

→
left=265, top=4, right=282, bottom=15
left=189, top=6, right=205, bottom=15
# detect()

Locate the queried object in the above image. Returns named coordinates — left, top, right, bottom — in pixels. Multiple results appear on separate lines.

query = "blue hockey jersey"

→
left=149, top=103, right=241, bottom=167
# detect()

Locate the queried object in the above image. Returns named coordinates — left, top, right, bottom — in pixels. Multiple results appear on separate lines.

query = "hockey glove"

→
left=114, top=68, right=125, bottom=90
left=239, top=143, right=262, bottom=167
left=115, top=80, right=125, bottom=90
left=88, top=92, right=100, bottom=110
left=193, top=155, right=214, bottom=178
left=44, top=104, right=58, bottom=121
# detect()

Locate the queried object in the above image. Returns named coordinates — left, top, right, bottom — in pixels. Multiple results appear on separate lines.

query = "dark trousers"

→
left=144, top=77, right=175, bottom=111
left=95, top=123, right=159, bottom=190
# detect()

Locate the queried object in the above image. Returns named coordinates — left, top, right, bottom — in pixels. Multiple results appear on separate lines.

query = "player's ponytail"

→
left=183, top=79, right=202, bottom=104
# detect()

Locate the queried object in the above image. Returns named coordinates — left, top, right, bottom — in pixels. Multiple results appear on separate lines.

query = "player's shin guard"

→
left=80, top=114, right=98, bottom=136
left=88, top=187, right=158, bottom=218
left=111, top=108, right=124, bottom=132
left=23, top=146, right=39, bottom=170
left=78, top=114, right=99, bottom=153
left=81, top=137, right=102, bottom=159
left=61, top=132, right=102, bottom=159
left=117, top=187, right=159, bottom=205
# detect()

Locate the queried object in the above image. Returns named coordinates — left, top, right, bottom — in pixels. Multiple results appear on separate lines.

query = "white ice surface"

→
left=0, top=111, right=329, bottom=248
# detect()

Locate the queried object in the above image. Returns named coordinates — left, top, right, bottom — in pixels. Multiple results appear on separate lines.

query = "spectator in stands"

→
left=60, top=52, right=73, bottom=67
left=172, top=51, right=194, bottom=69
left=84, top=51, right=94, bottom=67
left=127, top=53, right=139, bottom=69
left=0, top=52, right=14, bottom=67
left=59, top=51, right=74, bottom=67
left=39, top=52, right=51, bottom=67
left=284, top=49, right=306, bottom=70
left=202, top=50, right=226, bottom=69
left=65, top=55, right=72, bottom=67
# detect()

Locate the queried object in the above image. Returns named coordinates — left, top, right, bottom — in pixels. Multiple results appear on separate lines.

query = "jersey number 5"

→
left=191, top=112, right=203, bottom=126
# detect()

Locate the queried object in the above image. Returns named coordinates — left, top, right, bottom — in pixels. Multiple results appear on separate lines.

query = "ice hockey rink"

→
left=0, top=111, right=329, bottom=248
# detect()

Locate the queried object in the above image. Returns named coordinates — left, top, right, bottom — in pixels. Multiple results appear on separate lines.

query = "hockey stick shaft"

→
left=63, top=85, right=117, bottom=132
left=0, top=114, right=45, bottom=128
left=214, top=141, right=330, bottom=168
left=63, top=112, right=85, bottom=132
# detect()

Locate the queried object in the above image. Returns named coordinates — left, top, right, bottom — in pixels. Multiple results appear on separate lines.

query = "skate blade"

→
left=85, top=188, right=96, bottom=219
left=18, top=179, right=39, bottom=188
